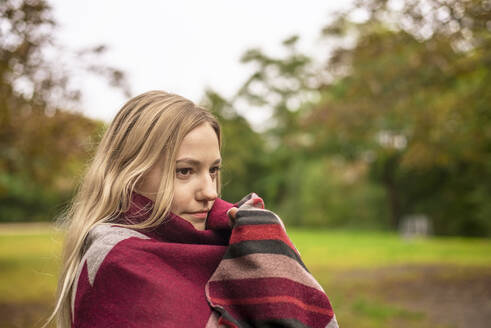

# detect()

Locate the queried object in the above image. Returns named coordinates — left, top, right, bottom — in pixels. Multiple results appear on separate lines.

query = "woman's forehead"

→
left=176, top=123, right=220, bottom=160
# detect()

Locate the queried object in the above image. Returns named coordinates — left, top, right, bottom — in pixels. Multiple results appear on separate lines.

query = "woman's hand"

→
left=227, top=193, right=264, bottom=221
left=227, top=207, right=239, bottom=220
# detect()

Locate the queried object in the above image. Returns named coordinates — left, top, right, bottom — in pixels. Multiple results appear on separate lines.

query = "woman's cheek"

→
left=173, top=181, right=192, bottom=210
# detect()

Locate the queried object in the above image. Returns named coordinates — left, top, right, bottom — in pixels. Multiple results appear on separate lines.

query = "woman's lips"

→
left=187, top=212, right=208, bottom=219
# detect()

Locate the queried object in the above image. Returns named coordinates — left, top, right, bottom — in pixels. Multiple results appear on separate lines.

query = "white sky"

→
left=48, top=0, right=351, bottom=124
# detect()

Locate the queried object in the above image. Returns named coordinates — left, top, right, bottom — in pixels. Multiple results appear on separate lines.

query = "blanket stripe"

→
left=223, top=302, right=332, bottom=328
left=206, top=194, right=337, bottom=328
left=207, top=278, right=329, bottom=306
left=223, top=239, right=307, bottom=271
left=229, top=224, right=299, bottom=255
left=213, top=296, right=332, bottom=315
left=208, top=254, right=323, bottom=291
left=235, top=318, right=313, bottom=328
left=234, top=212, right=280, bottom=226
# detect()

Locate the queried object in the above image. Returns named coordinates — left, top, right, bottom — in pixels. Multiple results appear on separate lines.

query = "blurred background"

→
left=0, top=0, right=490, bottom=327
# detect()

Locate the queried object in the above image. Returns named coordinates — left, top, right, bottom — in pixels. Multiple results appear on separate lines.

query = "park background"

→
left=0, top=0, right=490, bottom=327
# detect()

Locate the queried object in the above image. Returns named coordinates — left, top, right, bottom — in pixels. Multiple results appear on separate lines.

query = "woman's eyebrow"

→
left=176, top=158, right=222, bottom=166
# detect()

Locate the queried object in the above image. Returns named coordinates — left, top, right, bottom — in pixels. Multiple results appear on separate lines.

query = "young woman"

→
left=47, top=91, right=338, bottom=328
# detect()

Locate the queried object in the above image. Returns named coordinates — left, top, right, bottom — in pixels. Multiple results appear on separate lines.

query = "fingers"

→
left=251, top=197, right=264, bottom=209
left=244, top=196, right=264, bottom=209
left=227, top=207, right=239, bottom=220
left=227, top=193, right=265, bottom=225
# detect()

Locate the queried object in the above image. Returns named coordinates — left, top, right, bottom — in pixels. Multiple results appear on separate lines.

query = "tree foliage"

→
left=0, top=0, right=129, bottom=221
left=226, top=0, right=490, bottom=235
left=2, top=0, right=489, bottom=237
left=306, top=0, right=491, bottom=235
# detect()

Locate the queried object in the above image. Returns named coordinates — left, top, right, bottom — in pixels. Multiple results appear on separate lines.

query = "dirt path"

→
left=334, top=265, right=491, bottom=328
left=0, top=301, right=53, bottom=328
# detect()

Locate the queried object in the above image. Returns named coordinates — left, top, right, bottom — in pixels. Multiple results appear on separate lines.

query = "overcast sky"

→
left=48, top=0, right=351, bottom=124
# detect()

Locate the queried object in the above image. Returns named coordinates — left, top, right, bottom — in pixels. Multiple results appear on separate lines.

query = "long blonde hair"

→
left=45, top=90, right=221, bottom=327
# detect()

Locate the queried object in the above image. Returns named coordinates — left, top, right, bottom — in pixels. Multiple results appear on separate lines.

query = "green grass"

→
left=289, top=228, right=491, bottom=327
left=0, top=227, right=62, bottom=303
left=289, top=228, right=491, bottom=270
left=1, top=224, right=490, bottom=327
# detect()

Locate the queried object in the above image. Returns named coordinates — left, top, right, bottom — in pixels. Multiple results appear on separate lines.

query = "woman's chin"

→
left=179, top=214, right=206, bottom=231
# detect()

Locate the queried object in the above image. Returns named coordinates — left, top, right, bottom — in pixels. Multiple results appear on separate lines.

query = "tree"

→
left=0, top=0, right=130, bottom=221
left=232, top=36, right=323, bottom=206
left=306, top=0, right=491, bottom=235
left=227, top=0, right=490, bottom=235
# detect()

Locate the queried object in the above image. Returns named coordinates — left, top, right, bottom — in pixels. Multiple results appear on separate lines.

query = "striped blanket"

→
left=206, top=194, right=338, bottom=328
left=71, top=192, right=337, bottom=327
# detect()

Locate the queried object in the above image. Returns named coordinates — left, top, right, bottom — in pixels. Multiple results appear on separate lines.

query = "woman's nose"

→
left=197, top=174, right=217, bottom=201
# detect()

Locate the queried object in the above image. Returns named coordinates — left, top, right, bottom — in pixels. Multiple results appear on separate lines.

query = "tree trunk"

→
left=382, top=157, right=401, bottom=229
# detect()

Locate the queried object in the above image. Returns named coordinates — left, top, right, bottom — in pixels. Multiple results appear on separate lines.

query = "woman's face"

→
left=137, top=122, right=221, bottom=230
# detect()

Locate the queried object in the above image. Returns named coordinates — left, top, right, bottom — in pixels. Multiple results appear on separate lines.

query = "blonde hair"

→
left=44, top=90, right=221, bottom=327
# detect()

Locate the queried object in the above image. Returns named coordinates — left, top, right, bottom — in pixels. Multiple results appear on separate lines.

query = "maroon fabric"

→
left=72, top=192, right=234, bottom=328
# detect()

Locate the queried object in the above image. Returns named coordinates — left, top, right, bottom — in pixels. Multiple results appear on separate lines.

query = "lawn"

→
left=292, top=228, right=491, bottom=269
left=290, top=229, right=491, bottom=328
left=1, top=224, right=490, bottom=327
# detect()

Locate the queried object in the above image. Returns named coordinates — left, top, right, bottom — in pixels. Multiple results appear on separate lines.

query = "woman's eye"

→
left=176, top=168, right=192, bottom=176
left=210, top=166, right=221, bottom=175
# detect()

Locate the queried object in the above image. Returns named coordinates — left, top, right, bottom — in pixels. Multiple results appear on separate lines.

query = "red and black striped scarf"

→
left=72, top=192, right=337, bottom=327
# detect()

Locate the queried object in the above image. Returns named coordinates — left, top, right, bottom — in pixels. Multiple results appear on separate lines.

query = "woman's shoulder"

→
left=84, top=224, right=151, bottom=258
left=71, top=224, right=153, bottom=318
left=78, top=224, right=152, bottom=281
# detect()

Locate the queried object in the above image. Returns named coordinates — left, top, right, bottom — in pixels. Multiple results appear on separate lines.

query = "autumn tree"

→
left=229, top=0, right=490, bottom=235
left=307, top=0, right=491, bottom=234
left=0, top=0, right=130, bottom=221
